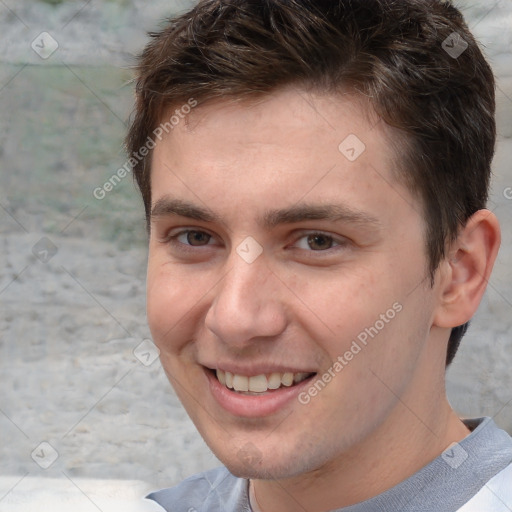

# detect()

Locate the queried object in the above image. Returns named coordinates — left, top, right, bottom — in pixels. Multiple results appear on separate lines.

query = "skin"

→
left=146, top=86, right=500, bottom=512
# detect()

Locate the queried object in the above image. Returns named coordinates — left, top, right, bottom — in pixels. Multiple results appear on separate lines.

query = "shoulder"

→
left=458, top=461, right=512, bottom=511
left=145, top=466, right=250, bottom=512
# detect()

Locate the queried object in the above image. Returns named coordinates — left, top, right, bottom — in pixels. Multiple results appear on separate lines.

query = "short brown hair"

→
left=125, top=0, right=496, bottom=366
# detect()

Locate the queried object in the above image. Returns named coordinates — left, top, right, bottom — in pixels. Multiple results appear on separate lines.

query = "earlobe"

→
left=433, top=209, right=501, bottom=328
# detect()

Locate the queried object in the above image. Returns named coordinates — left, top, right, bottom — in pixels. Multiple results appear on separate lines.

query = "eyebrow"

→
left=150, top=197, right=380, bottom=229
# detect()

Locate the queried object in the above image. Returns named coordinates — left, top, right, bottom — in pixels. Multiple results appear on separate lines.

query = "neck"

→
left=251, top=397, right=471, bottom=512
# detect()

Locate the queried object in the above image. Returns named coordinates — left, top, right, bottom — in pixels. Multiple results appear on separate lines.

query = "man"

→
left=125, top=0, right=512, bottom=510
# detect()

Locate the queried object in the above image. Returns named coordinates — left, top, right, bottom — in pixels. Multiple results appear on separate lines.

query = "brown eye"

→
left=307, top=234, right=334, bottom=251
left=292, top=232, right=347, bottom=255
left=161, top=229, right=217, bottom=253
left=186, top=231, right=212, bottom=246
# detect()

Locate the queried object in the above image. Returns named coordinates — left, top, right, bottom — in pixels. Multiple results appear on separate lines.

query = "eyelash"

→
left=160, top=229, right=348, bottom=255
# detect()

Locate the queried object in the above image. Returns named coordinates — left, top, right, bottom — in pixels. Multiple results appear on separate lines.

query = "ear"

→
left=433, top=209, right=501, bottom=329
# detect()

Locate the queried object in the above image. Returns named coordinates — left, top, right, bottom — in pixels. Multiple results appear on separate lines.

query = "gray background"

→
left=0, top=0, right=511, bottom=501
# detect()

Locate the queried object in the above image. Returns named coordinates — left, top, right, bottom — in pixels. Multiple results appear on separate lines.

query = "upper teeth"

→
left=216, top=369, right=311, bottom=393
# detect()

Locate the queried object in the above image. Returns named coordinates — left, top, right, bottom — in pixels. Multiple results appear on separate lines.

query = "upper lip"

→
left=202, top=363, right=317, bottom=376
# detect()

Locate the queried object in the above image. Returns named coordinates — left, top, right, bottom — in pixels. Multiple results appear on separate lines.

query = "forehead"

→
left=150, top=87, right=417, bottom=226
left=162, top=88, right=381, bottom=154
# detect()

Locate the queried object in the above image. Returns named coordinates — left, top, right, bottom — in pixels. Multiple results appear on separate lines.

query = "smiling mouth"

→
left=209, top=368, right=316, bottom=395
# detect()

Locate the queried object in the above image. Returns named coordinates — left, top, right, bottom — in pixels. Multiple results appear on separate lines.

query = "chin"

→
left=224, top=458, right=298, bottom=480
left=211, top=439, right=321, bottom=481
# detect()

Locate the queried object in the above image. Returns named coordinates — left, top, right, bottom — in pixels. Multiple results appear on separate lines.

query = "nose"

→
left=204, top=249, right=287, bottom=348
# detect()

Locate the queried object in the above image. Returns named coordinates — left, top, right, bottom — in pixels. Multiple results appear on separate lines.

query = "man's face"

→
left=147, top=87, right=442, bottom=479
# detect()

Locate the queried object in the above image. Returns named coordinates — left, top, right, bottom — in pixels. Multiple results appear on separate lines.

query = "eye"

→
left=160, top=229, right=348, bottom=257
left=293, top=232, right=346, bottom=252
left=163, top=229, right=216, bottom=248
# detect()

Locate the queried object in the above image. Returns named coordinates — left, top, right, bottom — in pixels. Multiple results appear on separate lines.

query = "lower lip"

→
left=205, top=368, right=316, bottom=418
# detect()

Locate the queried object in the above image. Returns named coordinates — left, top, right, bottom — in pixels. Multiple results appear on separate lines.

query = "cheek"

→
left=281, top=264, right=383, bottom=344
left=291, top=261, right=425, bottom=375
left=352, top=291, right=434, bottom=403
left=146, top=258, right=204, bottom=350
